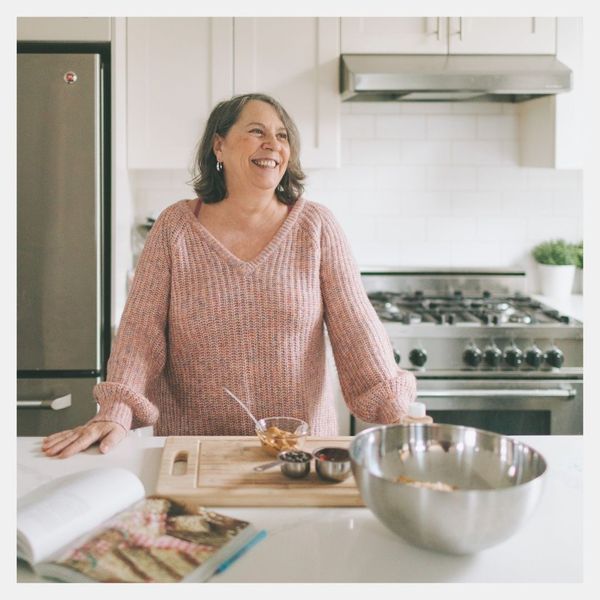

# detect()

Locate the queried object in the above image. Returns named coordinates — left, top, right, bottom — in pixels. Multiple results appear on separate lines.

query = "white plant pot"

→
left=572, top=267, right=583, bottom=294
left=538, top=264, right=576, bottom=298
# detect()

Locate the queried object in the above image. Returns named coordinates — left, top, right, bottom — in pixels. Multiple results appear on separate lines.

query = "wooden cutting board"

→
left=155, top=436, right=364, bottom=507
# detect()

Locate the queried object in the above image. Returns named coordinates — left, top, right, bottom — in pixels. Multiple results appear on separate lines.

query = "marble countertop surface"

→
left=17, top=433, right=583, bottom=583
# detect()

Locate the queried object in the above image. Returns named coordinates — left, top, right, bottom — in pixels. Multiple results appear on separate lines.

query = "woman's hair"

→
left=190, top=93, right=306, bottom=205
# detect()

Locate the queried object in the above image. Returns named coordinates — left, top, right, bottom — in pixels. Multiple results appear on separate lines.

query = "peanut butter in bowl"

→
left=255, top=417, right=309, bottom=457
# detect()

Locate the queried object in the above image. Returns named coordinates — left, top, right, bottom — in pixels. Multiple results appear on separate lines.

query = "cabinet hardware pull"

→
left=436, top=17, right=440, bottom=41
left=532, top=17, right=536, bottom=34
left=459, top=16, right=463, bottom=40
left=17, top=394, right=72, bottom=410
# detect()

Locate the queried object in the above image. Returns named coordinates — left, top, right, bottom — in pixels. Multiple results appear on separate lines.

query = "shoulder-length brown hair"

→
left=190, top=93, right=306, bottom=205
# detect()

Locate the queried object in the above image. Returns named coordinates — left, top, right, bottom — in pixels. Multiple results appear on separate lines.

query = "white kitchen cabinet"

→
left=17, top=17, right=111, bottom=41
left=519, top=18, right=583, bottom=168
left=126, top=17, right=233, bottom=170
left=448, top=17, right=555, bottom=54
left=341, top=17, right=448, bottom=54
left=341, top=17, right=555, bottom=55
left=233, top=17, right=340, bottom=168
left=127, top=17, right=340, bottom=170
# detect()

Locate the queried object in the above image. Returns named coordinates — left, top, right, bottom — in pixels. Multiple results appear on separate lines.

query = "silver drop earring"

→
left=216, top=161, right=223, bottom=172
left=277, top=184, right=284, bottom=192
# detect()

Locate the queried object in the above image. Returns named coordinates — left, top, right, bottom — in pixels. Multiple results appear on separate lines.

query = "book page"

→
left=17, top=467, right=145, bottom=564
left=47, top=498, right=253, bottom=583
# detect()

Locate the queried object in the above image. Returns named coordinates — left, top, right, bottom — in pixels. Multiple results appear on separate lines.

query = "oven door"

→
left=352, top=378, right=583, bottom=436
left=419, top=378, right=582, bottom=435
left=17, top=377, right=99, bottom=436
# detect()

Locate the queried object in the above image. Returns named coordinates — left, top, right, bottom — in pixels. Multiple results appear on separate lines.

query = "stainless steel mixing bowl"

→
left=349, top=423, right=547, bottom=555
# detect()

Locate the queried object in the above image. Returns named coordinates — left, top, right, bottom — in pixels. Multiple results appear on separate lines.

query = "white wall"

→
left=128, top=100, right=583, bottom=299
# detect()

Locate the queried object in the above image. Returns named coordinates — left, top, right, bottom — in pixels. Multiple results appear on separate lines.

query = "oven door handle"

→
left=417, top=388, right=576, bottom=399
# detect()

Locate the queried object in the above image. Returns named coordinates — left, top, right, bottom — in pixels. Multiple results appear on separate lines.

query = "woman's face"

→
left=213, top=100, right=291, bottom=196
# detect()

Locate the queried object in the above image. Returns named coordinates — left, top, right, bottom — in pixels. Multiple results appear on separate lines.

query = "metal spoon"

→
left=253, top=460, right=280, bottom=472
left=223, top=387, right=262, bottom=430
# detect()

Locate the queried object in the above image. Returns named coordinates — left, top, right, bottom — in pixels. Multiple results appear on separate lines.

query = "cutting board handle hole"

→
left=171, top=451, right=189, bottom=475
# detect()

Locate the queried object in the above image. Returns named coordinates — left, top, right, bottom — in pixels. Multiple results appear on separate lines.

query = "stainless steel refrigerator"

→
left=17, top=45, right=111, bottom=435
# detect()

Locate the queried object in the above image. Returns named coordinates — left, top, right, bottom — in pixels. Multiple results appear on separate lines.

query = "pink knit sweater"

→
left=92, top=197, right=417, bottom=436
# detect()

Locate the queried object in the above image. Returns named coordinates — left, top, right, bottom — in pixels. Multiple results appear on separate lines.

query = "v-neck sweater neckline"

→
left=183, top=196, right=305, bottom=272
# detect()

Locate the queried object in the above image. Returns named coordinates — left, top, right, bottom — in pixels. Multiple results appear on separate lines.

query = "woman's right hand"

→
left=41, top=421, right=128, bottom=459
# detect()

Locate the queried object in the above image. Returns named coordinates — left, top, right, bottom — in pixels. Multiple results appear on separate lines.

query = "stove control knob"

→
left=393, top=348, right=401, bottom=365
left=525, top=346, right=544, bottom=368
left=409, top=348, right=428, bottom=368
left=504, top=345, right=524, bottom=368
left=484, top=345, right=502, bottom=367
left=463, top=345, right=483, bottom=367
left=545, top=347, right=565, bottom=368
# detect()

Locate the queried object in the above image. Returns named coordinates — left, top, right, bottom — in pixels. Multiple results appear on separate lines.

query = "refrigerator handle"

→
left=17, top=394, right=72, bottom=410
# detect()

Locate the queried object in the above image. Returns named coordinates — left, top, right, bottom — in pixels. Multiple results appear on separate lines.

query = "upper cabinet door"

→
left=127, top=18, right=234, bottom=170
left=341, top=17, right=448, bottom=54
left=448, top=17, right=556, bottom=54
left=234, top=17, right=340, bottom=168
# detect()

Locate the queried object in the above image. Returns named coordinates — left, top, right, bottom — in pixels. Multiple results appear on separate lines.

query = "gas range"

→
left=352, top=269, right=583, bottom=435
left=361, top=269, right=582, bottom=375
left=368, top=290, right=575, bottom=327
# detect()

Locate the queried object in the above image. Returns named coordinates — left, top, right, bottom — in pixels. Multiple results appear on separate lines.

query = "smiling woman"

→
left=42, top=92, right=417, bottom=459
left=192, top=93, right=305, bottom=206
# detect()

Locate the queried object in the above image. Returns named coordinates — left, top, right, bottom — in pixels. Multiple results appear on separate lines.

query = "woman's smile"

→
left=213, top=100, right=291, bottom=194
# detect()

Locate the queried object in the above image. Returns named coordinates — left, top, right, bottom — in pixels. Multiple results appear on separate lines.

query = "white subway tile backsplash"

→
left=450, top=241, right=505, bottom=266
left=346, top=139, right=401, bottom=165
left=306, top=166, right=376, bottom=190
left=452, top=103, right=502, bottom=115
left=390, top=241, right=455, bottom=267
left=398, top=192, right=453, bottom=216
left=526, top=168, right=581, bottom=192
left=426, top=166, right=478, bottom=191
left=451, top=140, right=518, bottom=166
left=131, top=103, right=582, bottom=277
left=553, top=191, right=583, bottom=216
left=426, top=115, right=477, bottom=140
left=476, top=217, right=527, bottom=242
left=451, top=191, right=506, bottom=216
left=349, top=190, right=404, bottom=216
left=398, top=141, right=451, bottom=165
left=375, top=115, right=426, bottom=139
left=427, top=216, right=479, bottom=242
left=341, top=114, right=375, bottom=139
left=399, top=102, right=453, bottom=114
left=503, top=191, right=556, bottom=216
left=375, top=216, right=427, bottom=242
left=340, top=140, right=353, bottom=165
left=336, top=212, right=377, bottom=243
left=375, top=165, right=426, bottom=191
left=477, top=167, right=528, bottom=191
left=351, top=102, right=401, bottom=114
left=526, top=216, right=580, bottom=242
left=476, top=115, right=519, bottom=140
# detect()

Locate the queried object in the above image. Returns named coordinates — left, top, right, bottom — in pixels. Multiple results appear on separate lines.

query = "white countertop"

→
left=17, top=433, right=582, bottom=583
left=533, top=293, right=583, bottom=323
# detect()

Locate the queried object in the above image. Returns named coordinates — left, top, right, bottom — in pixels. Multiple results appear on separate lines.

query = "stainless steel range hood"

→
left=340, top=54, right=572, bottom=103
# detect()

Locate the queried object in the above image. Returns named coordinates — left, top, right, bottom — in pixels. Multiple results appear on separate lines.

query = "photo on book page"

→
left=55, top=497, right=252, bottom=583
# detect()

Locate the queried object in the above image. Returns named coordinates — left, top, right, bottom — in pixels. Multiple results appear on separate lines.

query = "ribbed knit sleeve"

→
left=318, top=206, right=417, bottom=424
left=91, top=209, right=174, bottom=430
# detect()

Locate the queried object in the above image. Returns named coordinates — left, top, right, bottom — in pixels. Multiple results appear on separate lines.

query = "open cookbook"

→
left=17, top=467, right=265, bottom=583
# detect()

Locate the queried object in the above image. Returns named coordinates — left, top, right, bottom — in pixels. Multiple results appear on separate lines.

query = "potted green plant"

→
left=531, top=239, right=577, bottom=298
left=572, top=241, right=583, bottom=294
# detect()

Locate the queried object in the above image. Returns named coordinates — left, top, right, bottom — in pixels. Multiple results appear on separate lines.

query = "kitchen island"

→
left=17, top=433, right=582, bottom=583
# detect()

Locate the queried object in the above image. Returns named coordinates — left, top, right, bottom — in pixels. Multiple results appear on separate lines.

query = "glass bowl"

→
left=255, top=417, right=309, bottom=457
